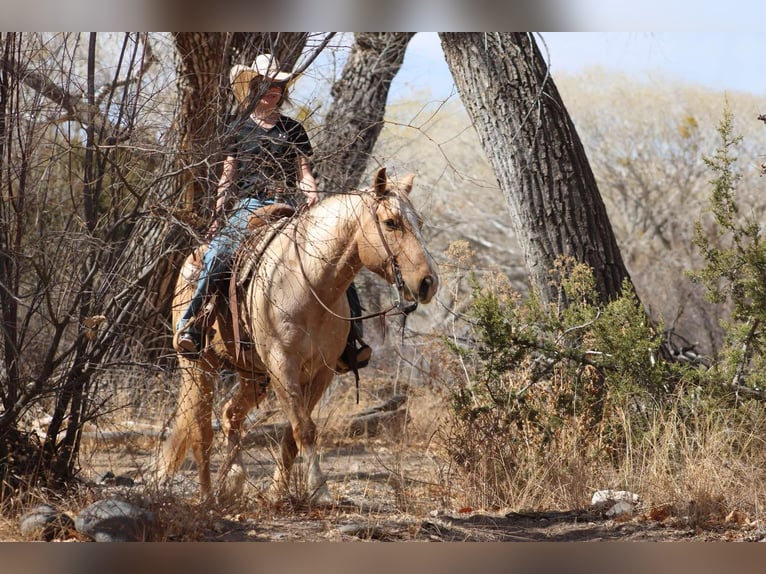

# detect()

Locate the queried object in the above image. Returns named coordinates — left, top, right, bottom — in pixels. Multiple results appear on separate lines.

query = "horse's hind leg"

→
left=158, top=360, right=216, bottom=500
left=215, top=373, right=269, bottom=500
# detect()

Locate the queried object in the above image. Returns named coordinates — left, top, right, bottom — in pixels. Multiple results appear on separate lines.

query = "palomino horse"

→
left=159, top=167, right=439, bottom=503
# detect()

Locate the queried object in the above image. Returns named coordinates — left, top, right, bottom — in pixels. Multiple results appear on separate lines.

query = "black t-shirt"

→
left=225, top=114, right=313, bottom=197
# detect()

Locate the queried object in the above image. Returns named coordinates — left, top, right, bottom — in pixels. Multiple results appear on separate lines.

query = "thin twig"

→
left=731, top=318, right=760, bottom=396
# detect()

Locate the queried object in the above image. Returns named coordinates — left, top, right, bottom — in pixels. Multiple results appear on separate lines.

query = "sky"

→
left=389, top=32, right=766, bottom=102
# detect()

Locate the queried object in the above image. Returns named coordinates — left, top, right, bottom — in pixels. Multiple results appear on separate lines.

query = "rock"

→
left=591, top=489, right=640, bottom=506
left=98, top=471, right=116, bottom=483
left=75, top=498, right=159, bottom=542
left=605, top=500, right=635, bottom=518
left=20, top=504, right=75, bottom=541
left=591, top=489, right=640, bottom=518
left=114, top=475, right=136, bottom=487
left=98, top=471, right=135, bottom=487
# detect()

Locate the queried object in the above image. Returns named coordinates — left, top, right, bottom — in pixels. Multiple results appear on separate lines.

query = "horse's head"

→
left=357, top=167, right=439, bottom=306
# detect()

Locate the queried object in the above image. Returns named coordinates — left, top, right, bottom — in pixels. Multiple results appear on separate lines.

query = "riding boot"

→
left=175, top=242, right=230, bottom=359
left=175, top=306, right=204, bottom=360
left=336, top=284, right=372, bottom=373
left=336, top=324, right=372, bottom=374
left=174, top=280, right=209, bottom=359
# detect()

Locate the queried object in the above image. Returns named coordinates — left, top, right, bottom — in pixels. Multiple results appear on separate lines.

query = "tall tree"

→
left=0, top=33, right=313, bottom=488
left=439, top=32, right=632, bottom=306
left=313, top=32, right=414, bottom=193
left=104, top=33, right=310, bottom=363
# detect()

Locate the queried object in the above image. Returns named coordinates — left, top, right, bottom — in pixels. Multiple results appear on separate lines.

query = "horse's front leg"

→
left=216, top=373, right=270, bottom=501
left=269, top=364, right=335, bottom=504
left=270, top=422, right=298, bottom=495
left=270, top=413, right=330, bottom=503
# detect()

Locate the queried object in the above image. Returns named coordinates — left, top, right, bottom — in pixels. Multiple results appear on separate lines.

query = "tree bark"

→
left=0, top=33, right=20, bottom=415
left=313, top=32, right=414, bottom=193
left=440, top=32, right=632, bottom=305
left=173, top=33, right=309, bottom=215
left=103, top=33, right=309, bottom=364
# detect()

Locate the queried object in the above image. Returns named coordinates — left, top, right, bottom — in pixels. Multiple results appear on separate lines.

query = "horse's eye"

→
left=383, top=219, right=399, bottom=231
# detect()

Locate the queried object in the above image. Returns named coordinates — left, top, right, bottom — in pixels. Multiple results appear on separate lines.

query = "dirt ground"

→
left=7, top=371, right=759, bottom=543
left=69, top=413, right=763, bottom=543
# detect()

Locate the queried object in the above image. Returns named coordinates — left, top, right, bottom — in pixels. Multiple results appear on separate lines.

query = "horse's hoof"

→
left=309, top=483, right=334, bottom=507
left=216, top=463, right=247, bottom=505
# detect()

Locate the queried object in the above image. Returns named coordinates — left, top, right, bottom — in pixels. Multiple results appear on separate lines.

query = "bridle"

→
left=294, top=192, right=419, bottom=323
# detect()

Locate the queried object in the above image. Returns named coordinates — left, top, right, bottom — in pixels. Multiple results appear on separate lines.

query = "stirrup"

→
left=176, top=331, right=202, bottom=359
left=174, top=320, right=203, bottom=360
left=336, top=342, right=372, bottom=374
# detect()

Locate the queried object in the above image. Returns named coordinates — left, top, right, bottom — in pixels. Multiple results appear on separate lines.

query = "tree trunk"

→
left=173, top=33, right=308, bottom=215
left=104, top=33, right=309, bottom=364
left=0, top=32, right=313, bottom=491
left=439, top=32, right=632, bottom=306
left=313, top=32, right=414, bottom=193
left=0, top=33, right=21, bottom=416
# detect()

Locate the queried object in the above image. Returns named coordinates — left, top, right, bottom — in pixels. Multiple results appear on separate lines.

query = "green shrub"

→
left=442, top=104, right=766, bottom=513
left=690, top=102, right=766, bottom=395
left=443, top=259, right=686, bottom=508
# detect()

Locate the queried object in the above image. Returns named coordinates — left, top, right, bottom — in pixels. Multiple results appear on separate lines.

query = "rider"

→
left=175, top=54, right=371, bottom=372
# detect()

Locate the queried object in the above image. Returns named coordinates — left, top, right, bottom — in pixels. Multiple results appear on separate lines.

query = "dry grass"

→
left=441, top=374, right=766, bottom=532
left=6, top=359, right=766, bottom=541
left=610, top=400, right=766, bottom=529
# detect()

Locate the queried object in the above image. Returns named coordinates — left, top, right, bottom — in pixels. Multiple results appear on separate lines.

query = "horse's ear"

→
left=373, top=167, right=388, bottom=197
left=399, top=173, right=415, bottom=195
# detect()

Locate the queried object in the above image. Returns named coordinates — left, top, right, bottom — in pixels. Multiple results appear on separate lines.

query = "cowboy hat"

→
left=229, top=53, right=294, bottom=105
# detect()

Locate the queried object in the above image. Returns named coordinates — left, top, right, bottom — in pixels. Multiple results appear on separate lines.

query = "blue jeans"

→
left=177, top=197, right=276, bottom=331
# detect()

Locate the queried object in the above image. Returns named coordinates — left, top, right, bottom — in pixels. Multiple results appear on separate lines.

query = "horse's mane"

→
left=312, top=182, right=410, bottom=217
left=302, top=189, right=371, bottom=235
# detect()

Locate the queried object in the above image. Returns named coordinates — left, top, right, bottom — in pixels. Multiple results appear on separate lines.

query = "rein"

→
left=293, top=193, right=418, bottom=323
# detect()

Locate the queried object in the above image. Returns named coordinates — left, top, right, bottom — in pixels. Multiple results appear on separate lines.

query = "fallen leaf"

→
left=649, top=505, right=672, bottom=522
